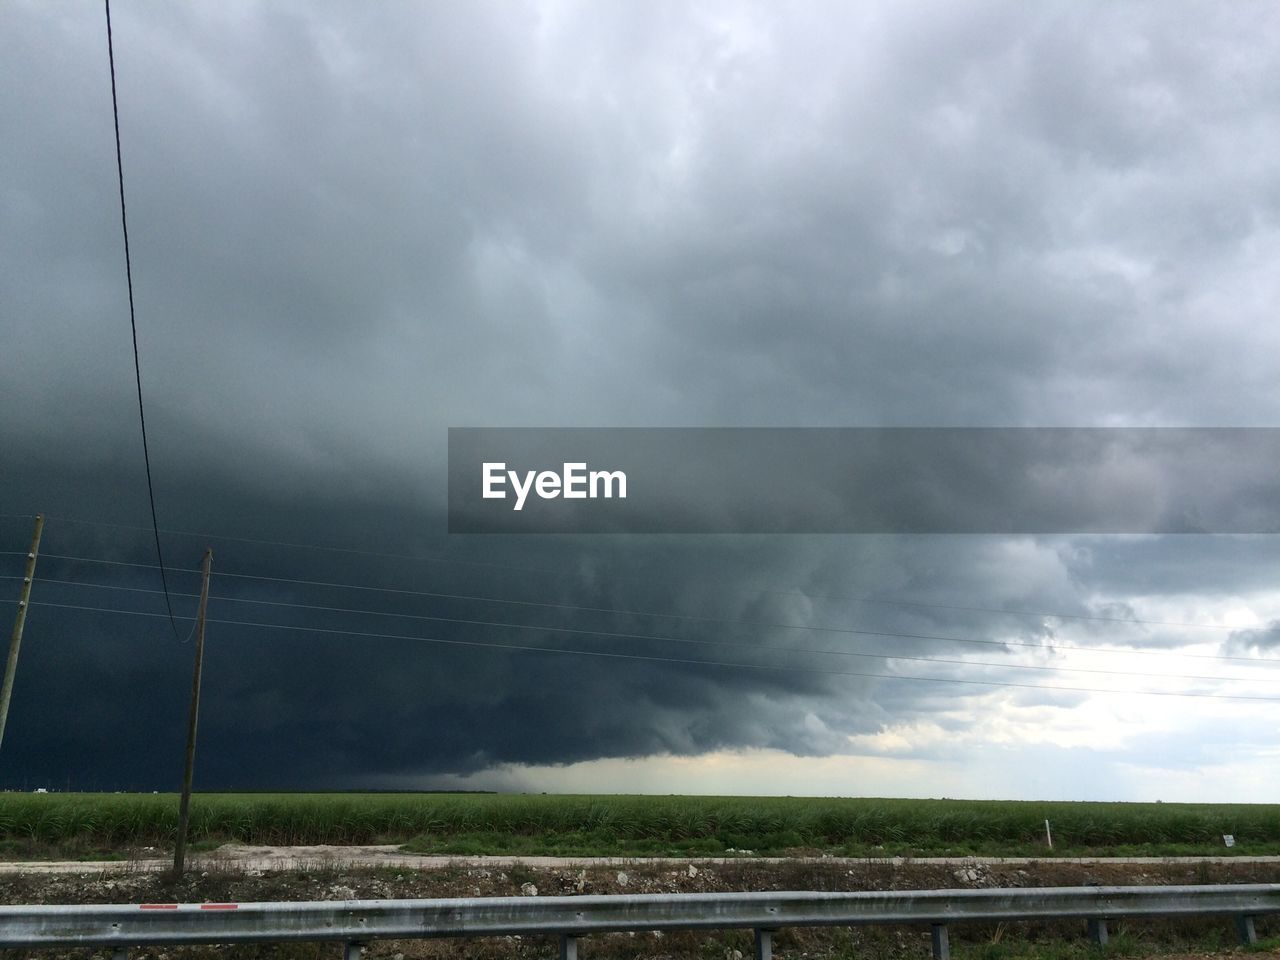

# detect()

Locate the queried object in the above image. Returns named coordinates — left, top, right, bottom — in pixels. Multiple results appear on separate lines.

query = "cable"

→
left=103, top=0, right=182, bottom=643
left=23, top=553, right=1274, bottom=664
left=18, top=553, right=200, bottom=573
left=8, top=573, right=1276, bottom=678
left=16, top=598, right=1280, bottom=703
left=26, top=514, right=1247, bottom=631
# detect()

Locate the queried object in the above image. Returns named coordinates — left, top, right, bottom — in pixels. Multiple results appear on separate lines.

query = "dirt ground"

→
left=1, top=857, right=1277, bottom=960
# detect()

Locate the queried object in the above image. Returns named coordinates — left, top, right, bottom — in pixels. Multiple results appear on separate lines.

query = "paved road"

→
left=3, top=844, right=1278, bottom=874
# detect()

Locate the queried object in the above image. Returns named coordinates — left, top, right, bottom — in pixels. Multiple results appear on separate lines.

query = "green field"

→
left=2, top=793, right=1278, bottom=860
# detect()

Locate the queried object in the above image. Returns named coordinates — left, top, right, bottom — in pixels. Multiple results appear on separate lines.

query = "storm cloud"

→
left=2, top=0, right=1279, bottom=799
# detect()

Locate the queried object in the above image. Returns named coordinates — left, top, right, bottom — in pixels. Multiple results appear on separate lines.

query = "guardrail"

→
left=1, top=884, right=1275, bottom=959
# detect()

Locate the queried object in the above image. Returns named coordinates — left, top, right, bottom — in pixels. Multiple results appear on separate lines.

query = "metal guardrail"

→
left=0, top=884, right=1275, bottom=959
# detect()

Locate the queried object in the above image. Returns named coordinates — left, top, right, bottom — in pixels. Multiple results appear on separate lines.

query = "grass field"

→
left=2, top=793, right=1279, bottom=860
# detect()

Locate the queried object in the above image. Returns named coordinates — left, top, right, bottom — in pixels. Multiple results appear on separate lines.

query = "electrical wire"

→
left=11, top=597, right=1280, bottom=703
left=7, top=573, right=1271, bottom=680
left=15, top=553, right=1273, bottom=664
left=103, top=0, right=182, bottom=643
left=19, top=513, right=1248, bottom=630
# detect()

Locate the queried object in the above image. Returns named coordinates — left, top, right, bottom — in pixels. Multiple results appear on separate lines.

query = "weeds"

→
left=2, top=793, right=1279, bottom=859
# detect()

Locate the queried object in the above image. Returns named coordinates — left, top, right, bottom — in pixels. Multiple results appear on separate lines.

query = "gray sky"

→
left=2, top=0, right=1279, bottom=799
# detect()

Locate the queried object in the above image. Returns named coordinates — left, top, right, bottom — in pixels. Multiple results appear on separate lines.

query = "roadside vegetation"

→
left=2, top=793, right=1279, bottom=861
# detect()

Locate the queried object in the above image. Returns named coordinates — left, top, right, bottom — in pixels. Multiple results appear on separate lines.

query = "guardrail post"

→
left=754, top=927, right=776, bottom=960
left=1087, top=918, right=1108, bottom=946
left=344, top=941, right=365, bottom=960
left=560, top=933, right=579, bottom=960
left=1236, top=915, right=1257, bottom=946
left=931, top=922, right=950, bottom=960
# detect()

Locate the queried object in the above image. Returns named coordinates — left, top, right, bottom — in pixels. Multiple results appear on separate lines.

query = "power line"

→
left=11, top=597, right=1280, bottom=703
left=103, top=0, right=182, bottom=644
left=1, top=553, right=200, bottom=573
left=17, top=553, right=1271, bottom=664
left=19, top=513, right=1248, bottom=631
left=9, top=574, right=1271, bottom=680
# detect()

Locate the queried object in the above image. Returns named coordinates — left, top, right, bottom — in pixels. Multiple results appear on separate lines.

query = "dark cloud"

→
left=1226, top=621, right=1280, bottom=656
left=2, top=1, right=1279, bottom=795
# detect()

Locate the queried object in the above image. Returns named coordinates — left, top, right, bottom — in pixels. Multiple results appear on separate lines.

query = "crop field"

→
left=2, top=793, right=1279, bottom=859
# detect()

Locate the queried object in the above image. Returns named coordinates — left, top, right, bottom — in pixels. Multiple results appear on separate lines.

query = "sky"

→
left=2, top=0, right=1279, bottom=801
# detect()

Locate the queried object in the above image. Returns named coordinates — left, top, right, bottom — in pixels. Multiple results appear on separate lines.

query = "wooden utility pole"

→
left=0, top=513, right=44, bottom=755
left=174, top=547, right=212, bottom=876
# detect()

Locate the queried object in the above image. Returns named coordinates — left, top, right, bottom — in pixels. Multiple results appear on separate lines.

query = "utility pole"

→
left=0, top=513, right=44, bottom=756
left=174, top=547, right=212, bottom=876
